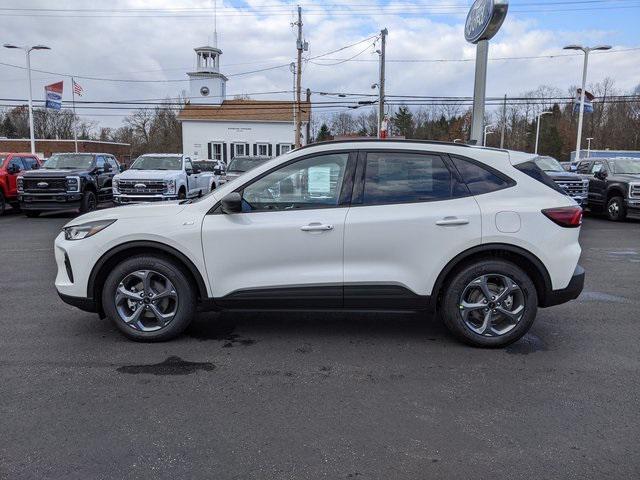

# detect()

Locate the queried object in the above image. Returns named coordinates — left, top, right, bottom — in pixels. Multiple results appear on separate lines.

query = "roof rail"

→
left=295, top=138, right=473, bottom=152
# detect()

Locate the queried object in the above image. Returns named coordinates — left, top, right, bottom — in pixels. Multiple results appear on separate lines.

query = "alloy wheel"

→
left=608, top=200, right=619, bottom=218
left=115, top=270, right=179, bottom=332
left=458, top=274, right=525, bottom=337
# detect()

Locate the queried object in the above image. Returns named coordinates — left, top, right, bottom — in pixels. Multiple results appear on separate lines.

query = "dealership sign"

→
left=465, top=0, right=509, bottom=44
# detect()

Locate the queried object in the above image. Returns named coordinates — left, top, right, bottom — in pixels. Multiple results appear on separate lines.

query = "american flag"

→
left=72, top=79, right=84, bottom=97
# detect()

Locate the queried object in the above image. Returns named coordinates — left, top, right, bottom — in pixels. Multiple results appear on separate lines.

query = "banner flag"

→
left=573, top=88, right=595, bottom=114
left=45, top=81, right=64, bottom=110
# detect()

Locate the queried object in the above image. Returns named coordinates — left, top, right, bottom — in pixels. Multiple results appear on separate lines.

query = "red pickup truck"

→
left=0, top=153, right=42, bottom=215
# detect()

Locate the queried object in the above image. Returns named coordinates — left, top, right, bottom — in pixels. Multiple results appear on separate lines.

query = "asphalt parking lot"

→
left=1, top=207, right=639, bottom=479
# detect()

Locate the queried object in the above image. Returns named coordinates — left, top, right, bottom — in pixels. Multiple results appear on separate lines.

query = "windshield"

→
left=534, top=156, right=564, bottom=172
left=130, top=156, right=182, bottom=171
left=610, top=159, right=640, bottom=174
left=44, top=154, right=94, bottom=170
left=227, top=157, right=268, bottom=173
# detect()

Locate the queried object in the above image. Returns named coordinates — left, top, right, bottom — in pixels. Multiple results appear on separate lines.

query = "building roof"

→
left=178, top=99, right=311, bottom=123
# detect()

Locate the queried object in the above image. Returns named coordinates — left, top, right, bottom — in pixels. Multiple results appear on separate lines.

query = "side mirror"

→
left=595, top=169, right=607, bottom=180
left=103, top=163, right=112, bottom=173
left=186, top=168, right=194, bottom=175
left=119, top=164, right=127, bottom=173
left=193, top=167, right=202, bottom=174
left=220, top=192, right=242, bottom=214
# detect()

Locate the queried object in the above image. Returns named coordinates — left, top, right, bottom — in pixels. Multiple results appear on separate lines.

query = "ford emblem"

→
left=37, top=181, right=49, bottom=188
left=134, top=183, right=147, bottom=189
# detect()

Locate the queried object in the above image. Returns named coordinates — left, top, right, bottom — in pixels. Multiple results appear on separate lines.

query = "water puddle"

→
left=577, top=291, right=630, bottom=303
left=187, top=320, right=256, bottom=347
left=116, top=356, right=215, bottom=375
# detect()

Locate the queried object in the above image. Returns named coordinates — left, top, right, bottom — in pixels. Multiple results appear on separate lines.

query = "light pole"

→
left=4, top=43, right=51, bottom=155
left=563, top=44, right=611, bottom=161
left=586, top=137, right=594, bottom=157
left=483, top=124, right=494, bottom=146
left=534, top=111, right=552, bottom=155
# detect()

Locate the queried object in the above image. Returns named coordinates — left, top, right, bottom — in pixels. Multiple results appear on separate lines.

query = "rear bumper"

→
left=540, top=265, right=585, bottom=307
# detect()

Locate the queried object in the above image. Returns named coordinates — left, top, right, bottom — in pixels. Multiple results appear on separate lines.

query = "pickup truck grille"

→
left=555, top=180, right=588, bottom=197
left=630, top=184, right=640, bottom=199
left=23, top=177, right=67, bottom=192
left=118, top=179, right=167, bottom=195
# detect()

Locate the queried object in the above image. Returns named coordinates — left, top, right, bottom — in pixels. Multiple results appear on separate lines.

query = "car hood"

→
left=544, top=170, right=583, bottom=180
left=63, top=201, right=187, bottom=227
left=117, top=169, right=181, bottom=180
left=611, top=173, right=640, bottom=182
left=22, top=168, right=89, bottom=177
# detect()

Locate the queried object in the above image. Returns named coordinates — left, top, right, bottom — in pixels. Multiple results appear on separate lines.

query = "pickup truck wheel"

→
left=80, top=191, right=97, bottom=213
left=606, top=196, right=626, bottom=222
left=0, top=192, right=5, bottom=215
left=210, top=181, right=216, bottom=191
left=178, top=189, right=186, bottom=200
left=102, top=255, right=196, bottom=342
left=440, top=260, right=538, bottom=348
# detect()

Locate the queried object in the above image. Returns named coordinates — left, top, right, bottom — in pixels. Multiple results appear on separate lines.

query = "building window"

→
left=209, top=142, right=223, bottom=161
left=256, top=143, right=269, bottom=157
left=233, top=143, right=247, bottom=157
left=279, top=143, right=294, bottom=154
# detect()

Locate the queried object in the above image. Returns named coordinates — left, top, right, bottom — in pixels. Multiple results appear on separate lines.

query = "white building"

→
left=179, top=44, right=310, bottom=162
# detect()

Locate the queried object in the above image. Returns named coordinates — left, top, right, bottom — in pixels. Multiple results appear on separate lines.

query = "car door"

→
left=201, top=151, right=356, bottom=308
left=6, top=157, right=25, bottom=197
left=184, top=158, right=199, bottom=197
left=343, top=150, right=482, bottom=308
left=588, top=161, right=607, bottom=207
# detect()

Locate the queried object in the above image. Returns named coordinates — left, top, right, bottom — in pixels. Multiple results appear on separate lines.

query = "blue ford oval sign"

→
left=465, top=0, right=509, bottom=44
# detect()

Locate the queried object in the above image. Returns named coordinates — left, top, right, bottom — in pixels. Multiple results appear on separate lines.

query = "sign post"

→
left=465, top=0, right=509, bottom=145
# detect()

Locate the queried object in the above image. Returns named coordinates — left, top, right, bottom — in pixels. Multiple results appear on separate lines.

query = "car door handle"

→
left=436, top=217, right=469, bottom=226
left=300, top=223, right=334, bottom=232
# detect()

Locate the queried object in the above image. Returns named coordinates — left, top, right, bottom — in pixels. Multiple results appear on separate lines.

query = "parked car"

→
left=0, top=153, right=41, bottom=215
left=575, top=157, right=640, bottom=221
left=223, top=156, right=273, bottom=182
left=534, top=156, right=589, bottom=206
left=193, top=160, right=227, bottom=189
left=18, top=153, right=121, bottom=217
left=113, top=154, right=214, bottom=204
left=54, top=140, right=584, bottom=348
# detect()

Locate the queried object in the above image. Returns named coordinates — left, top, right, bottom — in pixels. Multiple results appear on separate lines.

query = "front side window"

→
left=8, top=157, right=25, bottom=172
left=242, top=153, right=349, bottom=212
left=21, top=157, right=39, bottom=170
left=590, top=161, right=604, bottom=174
left=576, top=161, right=591, bottom=174
left=96, top=156, right=106, bottom=169
left=362, top=152, right=452, bottom=206
left=450, top=157, right=512, bottom=196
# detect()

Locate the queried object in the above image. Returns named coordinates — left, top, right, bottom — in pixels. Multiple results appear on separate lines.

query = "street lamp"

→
left=534, top=111, right=553, bottom=155
left=3, top=43, right=51, bottom=155
left=586, top=137, right=594, bottom=157
left=483, top=124, right=494, bottom=146
left=563, top=44, right=611, bottom=161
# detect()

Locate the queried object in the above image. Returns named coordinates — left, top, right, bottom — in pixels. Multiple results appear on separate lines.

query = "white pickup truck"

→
left=113, top=154, right=217, bottom=204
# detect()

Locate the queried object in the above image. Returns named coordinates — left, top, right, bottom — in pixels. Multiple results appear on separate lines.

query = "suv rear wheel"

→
left=102, top=255, right=196, bottom=341
left=440, top=260, right=538, bottom=348
left=606, top=196, right=626, bottom=222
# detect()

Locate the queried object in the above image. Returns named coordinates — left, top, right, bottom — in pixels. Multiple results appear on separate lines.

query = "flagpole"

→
left=71, top=76, right=78, bottom=153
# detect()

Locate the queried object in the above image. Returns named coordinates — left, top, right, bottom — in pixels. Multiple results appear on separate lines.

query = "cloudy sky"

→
left=1, top=0, right=638, bottom=129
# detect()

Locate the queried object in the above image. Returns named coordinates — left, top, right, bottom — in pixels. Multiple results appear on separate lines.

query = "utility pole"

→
left=294, top=5, right=303, bottom=148
left=377, top=28, right=388, bottom=139
left=500, top=94, right=507, bottom=148
left=305, top=88, right=311, bottom=144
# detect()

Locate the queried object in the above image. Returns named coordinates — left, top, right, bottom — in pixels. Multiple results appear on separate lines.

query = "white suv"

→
left=54, top=140, right=584, bottom=347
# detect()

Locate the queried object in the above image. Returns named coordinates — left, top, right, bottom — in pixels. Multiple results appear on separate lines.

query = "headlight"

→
left=66, top=176, right=80, bottom=192
left=113, top=179, right=119, bottom=194
left=63, top=219, right=116, bottom=241
left=17, top=176, right=23, bottom=193
left=165, top=179, right=176, bottom=194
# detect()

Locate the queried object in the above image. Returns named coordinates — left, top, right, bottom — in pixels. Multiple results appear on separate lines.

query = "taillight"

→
left=542, top=206, right=583, bottom=228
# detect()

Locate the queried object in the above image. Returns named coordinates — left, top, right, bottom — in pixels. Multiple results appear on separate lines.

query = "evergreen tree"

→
left=1, top=116, right=17, bottom=138
left=392, top=106, right=414, bottom=138
left=316, top=123, right=332, bottom=142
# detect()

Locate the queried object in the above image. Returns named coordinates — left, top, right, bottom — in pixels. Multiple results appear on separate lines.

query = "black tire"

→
left=178, top=188, right=186, bottom=200
left=102, top=254, right=196, bottom=342
left=606, top=196, right=626, bottom=222
left=0, top=191, right=5, bottom=215
left=440, top=260, right=538, bottom=348
left=210, top=182, right=216, bottom=191
left=25, top=210, right=40, bottom=218
left=80, top=190, right=97, bottom=213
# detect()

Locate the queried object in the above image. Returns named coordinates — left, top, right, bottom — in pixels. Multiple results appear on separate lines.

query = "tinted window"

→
left=450, top=157, right=512, bottom=195
left=242, top=153, right=349, bottom=212
left=576, top=161, right=591, bottom=174
left=8, top=157, right=25, bottom=171
left=22, top=157, right=39, bottom=170
left=362, top=152, right=451, bottom=205
left=514, top=161, right=566, bottom=195
left=108, top=158, right=119, bottom=170
left=590, top=161, right=604, bottom=174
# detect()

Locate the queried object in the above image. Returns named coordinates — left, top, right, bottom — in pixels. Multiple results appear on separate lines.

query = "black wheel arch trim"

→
left=87, top=241, right=209, bottom=302
left=428, top=243, right=554, bottom=311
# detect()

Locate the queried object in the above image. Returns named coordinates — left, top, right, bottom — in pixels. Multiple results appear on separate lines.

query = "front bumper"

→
left=19, top=192, right=83, bottom=210
left=540, top=265, right=585, bottom=308
left=58, top=292, right=98, bottom=313
left=572, top=195, right=588, bottom=207
left=114, top=194, right=178, bottom=204
left=625, top=198, right=640, bottom=218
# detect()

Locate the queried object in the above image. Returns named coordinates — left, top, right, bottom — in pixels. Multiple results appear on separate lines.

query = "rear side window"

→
left=362, top=152, right=452, bottom=205
left=514, top=161, right=566, bottom=195
left=450, top=157, right=513, bottom=195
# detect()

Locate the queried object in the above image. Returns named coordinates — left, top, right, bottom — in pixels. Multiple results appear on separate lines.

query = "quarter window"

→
left=362, top=152, right=452, bottom=205
left=242, top=153, right=349, bottom=212
left=450, top=157, right=512, bottom=195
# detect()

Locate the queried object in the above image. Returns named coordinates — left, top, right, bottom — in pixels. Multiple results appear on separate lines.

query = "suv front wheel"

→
left=440, top=260, right=538, bottom=348
left=102, top=255, right=196, bottom=341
